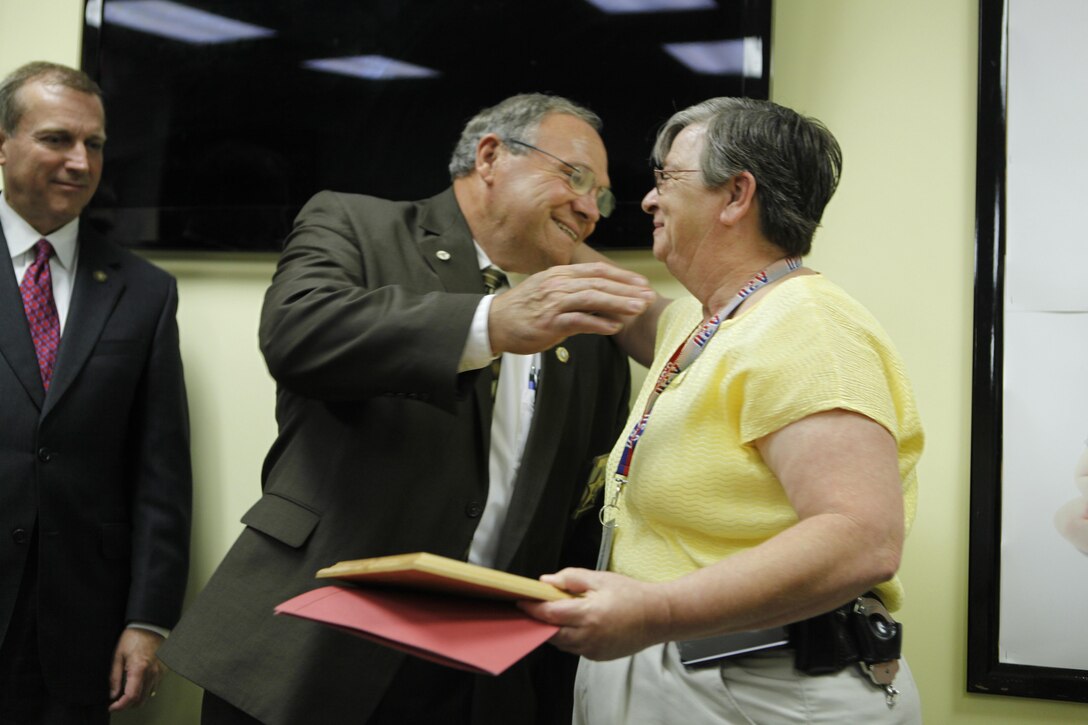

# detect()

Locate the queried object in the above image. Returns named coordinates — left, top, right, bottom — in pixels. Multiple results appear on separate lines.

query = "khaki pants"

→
left=574, top=643, right=922, bottom=724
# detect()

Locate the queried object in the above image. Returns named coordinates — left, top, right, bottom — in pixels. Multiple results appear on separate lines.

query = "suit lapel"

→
left=416, top=189, right=485, bottom=295
left=0, top=226, right=46, bottom=409
left=43, top=232, right=125, bottom=419
left=493, top=346, right=574, bottom=571
left=415, top=189, right=495, bottom=459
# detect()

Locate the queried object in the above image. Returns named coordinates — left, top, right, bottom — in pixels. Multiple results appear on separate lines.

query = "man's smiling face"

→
left=0, top=79, right=106, bottom=235
left=486, top=112, right=610, bottom=274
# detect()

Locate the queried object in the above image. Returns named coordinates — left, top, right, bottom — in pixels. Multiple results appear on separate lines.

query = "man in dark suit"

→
left=160, top=93, right=654, bottom=724
left=0, top=62, right=192, bottom=724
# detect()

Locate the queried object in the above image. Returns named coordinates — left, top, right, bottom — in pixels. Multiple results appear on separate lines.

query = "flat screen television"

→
left=80, top=0, right=771, bottom=252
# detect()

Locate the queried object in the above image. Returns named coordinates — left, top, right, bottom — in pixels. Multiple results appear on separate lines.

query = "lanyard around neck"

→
left=599, top=255, right=802, bottom=527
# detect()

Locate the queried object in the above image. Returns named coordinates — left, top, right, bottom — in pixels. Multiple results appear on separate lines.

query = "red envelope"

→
left=275, top=585, right=558, bottom=676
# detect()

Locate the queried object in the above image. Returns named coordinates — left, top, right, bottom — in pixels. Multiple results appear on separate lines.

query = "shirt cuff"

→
left=128, top=622, right=170, bottom=639
left=458, top=294, right=497, bottom=373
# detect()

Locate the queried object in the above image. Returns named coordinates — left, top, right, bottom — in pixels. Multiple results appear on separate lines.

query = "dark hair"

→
left=449, top=93, right=601, bottom=179
left=652, top=97, right=842, bottom=256
left=0, top=61, right=104, bottom=135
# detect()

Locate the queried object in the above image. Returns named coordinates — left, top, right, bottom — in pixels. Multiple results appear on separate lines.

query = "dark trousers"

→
left=367, top=655, right=473, bottom=725
left=201, top=692, right=265, bottom=724
left=0, top=532, right=108, bottom=725
left=201, top=655, right=474, bottom=725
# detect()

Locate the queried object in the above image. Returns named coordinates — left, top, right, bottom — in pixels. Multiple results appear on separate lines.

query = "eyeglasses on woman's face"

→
left=652, top=167, right=702, bottom=194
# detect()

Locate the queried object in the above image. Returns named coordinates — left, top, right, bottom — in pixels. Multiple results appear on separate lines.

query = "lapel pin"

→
left=556, top=346, right=570, bottom=363
left=93, top=270, right=108, bottom=282
left=435, top=250, right=451, bottom=261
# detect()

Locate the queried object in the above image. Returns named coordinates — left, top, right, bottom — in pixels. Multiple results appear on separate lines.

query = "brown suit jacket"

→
left=160, top=189, right=629, bottom=724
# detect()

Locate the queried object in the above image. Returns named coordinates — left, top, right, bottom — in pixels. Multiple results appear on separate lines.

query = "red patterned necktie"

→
left=19, top=239, right=61, bottom=390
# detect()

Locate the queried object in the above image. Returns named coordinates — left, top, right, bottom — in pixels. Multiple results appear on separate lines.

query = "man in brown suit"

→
left=161, top=93, right=653, bottom=724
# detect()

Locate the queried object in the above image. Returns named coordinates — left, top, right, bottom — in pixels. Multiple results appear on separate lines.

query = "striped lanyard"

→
left=599, top=256, right=802, bottom=527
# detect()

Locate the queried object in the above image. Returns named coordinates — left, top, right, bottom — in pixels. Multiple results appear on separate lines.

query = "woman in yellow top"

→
left=522, top=98, right=924, bottom=723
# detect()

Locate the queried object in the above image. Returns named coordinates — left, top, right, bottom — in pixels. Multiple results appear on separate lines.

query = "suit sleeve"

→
left=124, top=278, right=192, bottom=628
left=259, top=192, right=482, bottom=410
left=562, top=344, right=632, bottom=571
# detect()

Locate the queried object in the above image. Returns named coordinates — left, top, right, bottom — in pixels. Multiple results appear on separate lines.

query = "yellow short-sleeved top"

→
left=605, top=274, right=923, bottom=611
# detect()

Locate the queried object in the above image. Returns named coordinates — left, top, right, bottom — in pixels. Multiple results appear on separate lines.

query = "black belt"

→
left=676, top=592, right=902, bottom=690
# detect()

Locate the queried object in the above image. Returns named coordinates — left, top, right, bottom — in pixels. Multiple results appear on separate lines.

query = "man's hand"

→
left=488, top=262, right=655, bottom=355
left=108, top=628, right=165, bottom=712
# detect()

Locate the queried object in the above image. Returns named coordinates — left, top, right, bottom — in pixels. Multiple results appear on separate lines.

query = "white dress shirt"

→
left=2, top=193, right=80, bottom=332
left=460, top=244, right=540, bottom=568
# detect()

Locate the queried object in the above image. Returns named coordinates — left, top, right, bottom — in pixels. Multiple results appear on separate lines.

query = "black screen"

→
left=81, top=0, right=771, bottom=252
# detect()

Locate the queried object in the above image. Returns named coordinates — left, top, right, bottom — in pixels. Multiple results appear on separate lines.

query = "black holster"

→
left=788, top=594, right=902, bottom=675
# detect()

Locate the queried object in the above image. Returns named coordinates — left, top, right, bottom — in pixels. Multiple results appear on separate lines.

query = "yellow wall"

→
left=3, top=1, right=1085, bottom=722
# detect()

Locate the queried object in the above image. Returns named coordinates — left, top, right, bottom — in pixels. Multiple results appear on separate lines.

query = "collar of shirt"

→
left=2, top=192, right=80, bottom=273
left=471, top=242, right=529, bottom=288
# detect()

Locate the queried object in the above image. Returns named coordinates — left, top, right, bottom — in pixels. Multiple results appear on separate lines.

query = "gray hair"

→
left=448, top=93, right=602, bottom=179
left=652, top=97, right=841, bottom=257
left=0, top=61, right=103, bottom=135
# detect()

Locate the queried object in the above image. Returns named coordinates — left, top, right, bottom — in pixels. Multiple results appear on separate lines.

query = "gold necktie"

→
left=481, top=266, right=507, bottom=400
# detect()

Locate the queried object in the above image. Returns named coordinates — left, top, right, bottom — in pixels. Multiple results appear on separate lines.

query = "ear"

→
left=719, top=170, right=757, bottom=226
left=474, top=133, right=504, bottom=184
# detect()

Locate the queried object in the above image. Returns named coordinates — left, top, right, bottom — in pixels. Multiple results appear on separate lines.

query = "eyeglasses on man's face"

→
left=506, top=139, right=615, bottom=218
left=652, top=168, right=702, bottom=194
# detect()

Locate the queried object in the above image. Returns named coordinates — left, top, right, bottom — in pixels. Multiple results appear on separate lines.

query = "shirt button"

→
left=37, top=447, right=52, bottom=462
left=12, top=529, right=28, bottom=545
left=464, top=501, right=482, bottom=518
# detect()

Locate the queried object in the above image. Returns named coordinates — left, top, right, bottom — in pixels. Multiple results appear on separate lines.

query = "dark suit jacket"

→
left=160, top=189, right=629, bottom=724
left=0, top=222, right=192, bottom=705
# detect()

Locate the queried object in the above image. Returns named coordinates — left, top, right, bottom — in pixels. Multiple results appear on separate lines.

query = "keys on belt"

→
left=859, top=659, right=900, bottom=707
